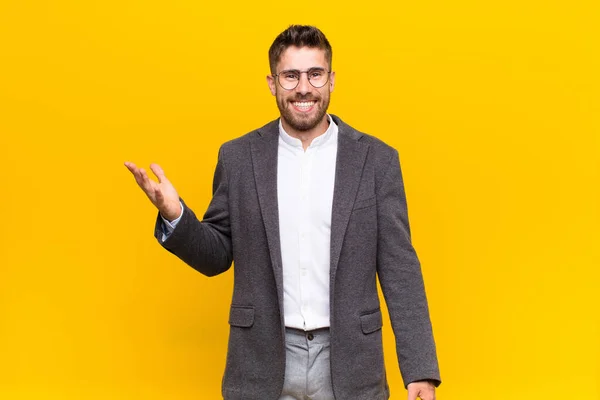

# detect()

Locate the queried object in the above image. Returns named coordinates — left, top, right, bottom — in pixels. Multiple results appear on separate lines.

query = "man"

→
left=125, top=25, right=441, bottom=400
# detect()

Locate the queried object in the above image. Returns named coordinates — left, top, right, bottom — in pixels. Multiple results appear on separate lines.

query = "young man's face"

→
left=267, top=46, right=335, bottom=132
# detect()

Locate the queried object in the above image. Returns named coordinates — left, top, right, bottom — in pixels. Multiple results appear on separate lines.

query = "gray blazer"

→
left=154, top=115, right=441, bottom=399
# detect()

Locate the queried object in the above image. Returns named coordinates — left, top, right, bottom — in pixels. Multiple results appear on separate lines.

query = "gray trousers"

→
left=278, top=328, right=335, bottom=400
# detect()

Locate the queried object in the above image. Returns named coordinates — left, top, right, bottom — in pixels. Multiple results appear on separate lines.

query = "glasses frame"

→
left=272, top=68, right=332, bottom=91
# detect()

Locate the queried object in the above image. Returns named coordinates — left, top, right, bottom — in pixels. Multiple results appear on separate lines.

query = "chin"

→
left=292, top=112, right=328, bottom=130
left=288, top=117, right=321, bottom=132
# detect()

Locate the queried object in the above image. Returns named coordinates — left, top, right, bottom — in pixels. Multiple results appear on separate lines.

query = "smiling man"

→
left=268, top=45, right=332, bottom=136
left=125, top=25, right=441, bottom=400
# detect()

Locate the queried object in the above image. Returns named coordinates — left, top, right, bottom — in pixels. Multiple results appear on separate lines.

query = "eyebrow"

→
left=280, top=67, right=327, bottom=73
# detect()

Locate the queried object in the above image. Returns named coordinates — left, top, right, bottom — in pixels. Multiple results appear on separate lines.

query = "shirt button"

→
left=307, top=333, right=314, bottom=341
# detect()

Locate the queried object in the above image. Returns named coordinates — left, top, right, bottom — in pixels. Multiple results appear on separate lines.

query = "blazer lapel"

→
left=330, top=116, right=369, bottom=278
left=251, top=120, right=285, bottom=311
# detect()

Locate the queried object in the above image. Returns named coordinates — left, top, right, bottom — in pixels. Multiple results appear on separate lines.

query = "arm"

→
left=125, top=146, right=233, bottom=277
left=375, top=149, right=441, bottom=390
left=155, top=148, right=233, bottom=276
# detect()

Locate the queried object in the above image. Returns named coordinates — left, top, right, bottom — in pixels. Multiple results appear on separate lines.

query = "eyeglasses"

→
left=272, top=68, right=331, bottom=90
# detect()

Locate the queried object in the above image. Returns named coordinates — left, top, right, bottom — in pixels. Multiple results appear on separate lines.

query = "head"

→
left=267, top=25, right=335, bottom=133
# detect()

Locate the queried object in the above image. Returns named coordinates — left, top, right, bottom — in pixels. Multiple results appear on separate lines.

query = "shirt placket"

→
left=298, top=147, right=313, bottom=328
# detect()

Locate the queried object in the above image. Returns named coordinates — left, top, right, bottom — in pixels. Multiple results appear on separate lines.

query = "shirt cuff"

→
left=160, top=201, right=184, bottom=240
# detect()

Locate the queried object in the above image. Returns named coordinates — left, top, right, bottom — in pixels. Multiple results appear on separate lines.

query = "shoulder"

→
left=217, top=118, right=279, bottom=159
left=332, top=114, right=398, bottom=164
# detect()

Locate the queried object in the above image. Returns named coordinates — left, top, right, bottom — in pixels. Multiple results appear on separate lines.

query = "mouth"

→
left=290, top=100, right=316, bottom=112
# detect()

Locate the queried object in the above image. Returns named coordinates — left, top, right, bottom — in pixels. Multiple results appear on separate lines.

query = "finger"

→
left=129, top=165, right=145, bottom=187
left=139, top=168, right=157, bottom=194
left=149, top=163, right=167, bottom=183
left=138, top=168, right=148, bottom=185
left=124, top=161, right=139, bottom=175
left=139, top=167, right=150, bottom=182
left=407, top=388, right=417, bottom=400
left=125, top=162, right=146, bottom=186
left=419, top=389, right=435, bottom=400
left=154, top=186, right=164, bottom=205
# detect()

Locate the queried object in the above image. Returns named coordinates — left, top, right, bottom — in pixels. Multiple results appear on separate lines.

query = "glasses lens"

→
left=307, top=69, right=329, bottom=88
left=278, top=71, right=300, bottom=90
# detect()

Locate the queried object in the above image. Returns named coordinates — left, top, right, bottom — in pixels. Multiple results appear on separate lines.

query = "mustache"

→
left=288, top=95, right=319, bottom=102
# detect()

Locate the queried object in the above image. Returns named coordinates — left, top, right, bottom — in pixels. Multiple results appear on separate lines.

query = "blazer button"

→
left=307, top=333, right=314, bottom=341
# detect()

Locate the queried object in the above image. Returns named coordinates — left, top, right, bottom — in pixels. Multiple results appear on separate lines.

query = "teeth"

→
left=293, top=101, right=315, bottom=108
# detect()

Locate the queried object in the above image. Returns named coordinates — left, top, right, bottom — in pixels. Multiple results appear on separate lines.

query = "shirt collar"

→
left=278, top=114, right=337, bottom=149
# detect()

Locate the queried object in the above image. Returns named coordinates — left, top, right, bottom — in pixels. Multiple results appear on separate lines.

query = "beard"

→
left=277, top=92, right=330, bottom=132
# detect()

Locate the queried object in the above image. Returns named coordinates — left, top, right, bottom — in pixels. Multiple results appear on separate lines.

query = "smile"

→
left=291, top=101, right=316, bottom=111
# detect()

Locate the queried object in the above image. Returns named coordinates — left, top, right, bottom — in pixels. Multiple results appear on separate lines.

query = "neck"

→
left=281, top=115, right=330, bottom=151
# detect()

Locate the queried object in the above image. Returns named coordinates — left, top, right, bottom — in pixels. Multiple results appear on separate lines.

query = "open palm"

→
left=124, top=162, right=182, bottom=221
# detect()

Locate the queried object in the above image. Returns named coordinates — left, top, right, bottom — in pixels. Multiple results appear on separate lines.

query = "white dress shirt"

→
left=277, top=115, right=338, bottom=330
left=162, top=115, right=338, bottom=331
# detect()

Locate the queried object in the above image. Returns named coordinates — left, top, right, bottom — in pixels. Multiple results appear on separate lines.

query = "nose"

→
left=295, top=72, right=311, bottom=94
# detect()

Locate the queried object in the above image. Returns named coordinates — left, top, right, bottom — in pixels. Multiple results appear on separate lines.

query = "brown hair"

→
left=268, top=25, right=332, bottom=74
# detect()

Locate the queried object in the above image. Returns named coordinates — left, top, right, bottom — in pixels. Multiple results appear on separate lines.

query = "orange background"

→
left=0, top=0, right=598, bottom=398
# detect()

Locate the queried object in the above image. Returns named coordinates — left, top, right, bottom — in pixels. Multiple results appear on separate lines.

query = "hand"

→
left=124, top=162, right=182, bottom=221
left=407, top=380, right=436, bottom=400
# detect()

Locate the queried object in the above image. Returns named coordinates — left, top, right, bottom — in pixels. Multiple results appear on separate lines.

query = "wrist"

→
left=160, top=202, right=182, bottom=222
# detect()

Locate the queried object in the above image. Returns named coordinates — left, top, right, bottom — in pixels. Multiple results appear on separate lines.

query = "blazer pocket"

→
left=352, top=196, right=376, bottom=212
left=360, top=309, right=383, bottom=334
left=228, top=305, right=255, bottom=328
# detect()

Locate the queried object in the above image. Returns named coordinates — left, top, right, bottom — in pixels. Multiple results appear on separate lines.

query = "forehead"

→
left=277, top=46, right=329, bottom=71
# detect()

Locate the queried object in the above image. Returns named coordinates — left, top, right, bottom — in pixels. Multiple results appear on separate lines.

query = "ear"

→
left=329, top=71, right=336, bottom=93
left=266, top=74, right=277, bottom=96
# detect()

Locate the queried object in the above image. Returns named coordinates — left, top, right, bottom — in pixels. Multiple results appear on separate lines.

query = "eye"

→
left=310, top=70, right=324, bottom=78
left=283, top=72, right=299, bottom=80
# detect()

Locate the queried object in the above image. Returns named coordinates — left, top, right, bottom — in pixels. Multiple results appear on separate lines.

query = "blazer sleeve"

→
left=153, top=146, right=233, bottom=276
left=375, top=149, right=441, bottom=387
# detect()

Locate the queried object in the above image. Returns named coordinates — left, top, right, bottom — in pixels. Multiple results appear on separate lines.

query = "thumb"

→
left=149, top=163, right=168, bottom=183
